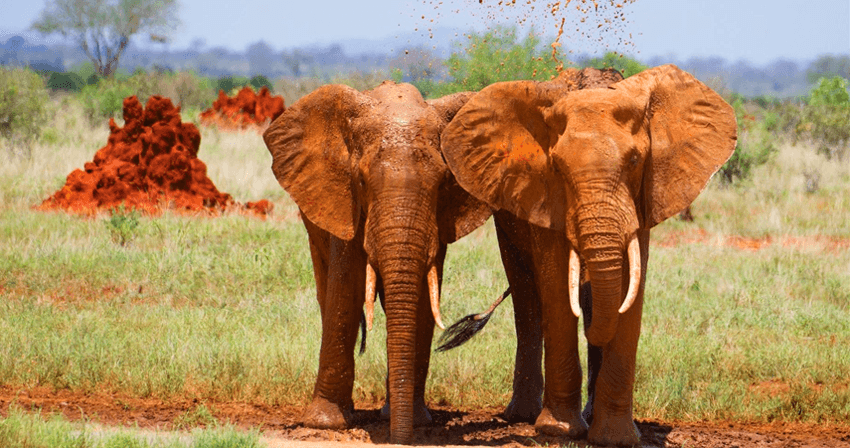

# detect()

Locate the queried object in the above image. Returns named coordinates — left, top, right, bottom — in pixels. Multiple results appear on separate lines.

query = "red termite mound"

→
left=199, top=86, right=285, bottom=130
left=39, top=95, right=270, bottom=217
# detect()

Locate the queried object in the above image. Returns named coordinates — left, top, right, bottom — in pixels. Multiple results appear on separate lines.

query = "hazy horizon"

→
left=2, top=0, right=849, bottom=66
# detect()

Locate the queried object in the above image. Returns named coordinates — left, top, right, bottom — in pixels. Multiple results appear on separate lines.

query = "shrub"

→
left=106, top=205, right=141, bottom=247
left=134, top=70, right=216, bottom=111
left=79, top=71, right=217, bottom=122
left=718, top=98, right=777, bottom=185
left=215, top=76, right=250, bottom=96
left=583, top=51, right=648, bottom=78
left=249, top=75, right=273, bottom=92
left=0, top=67, right=50, bottom=150
left=46, top=71, right=86, bottom=92
left=799, top=76, right=850, bottom=160
left=79, top=77, right=138, bottom=120
left=431, top=26, right=564, bottom=97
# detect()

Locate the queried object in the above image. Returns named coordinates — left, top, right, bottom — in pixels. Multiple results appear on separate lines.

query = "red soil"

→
left=199, top=86, right=285, bottom=130
left=656, top=229, right=850, bottom=253
left=0, top=386, right=847, bottom=447
left=37, top=95, right=271, bottom=217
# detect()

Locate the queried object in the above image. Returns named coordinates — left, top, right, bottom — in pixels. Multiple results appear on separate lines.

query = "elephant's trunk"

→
left=575, top=201, right=634, bottom=346
left=583, top=237, right=624, bottom=347
left=368, top=195, right=438, bottom=445
left=382, top=259, right=421, bottom=444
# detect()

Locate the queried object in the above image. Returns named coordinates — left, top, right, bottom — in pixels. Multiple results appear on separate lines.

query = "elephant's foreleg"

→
left=302, top=218, right=366, bottom=429
left=529, top=225, right=586, bottom=438
left=579, top=281, right=602, bottom=425
left=494, top=215, right=543, bottom=423
left=586, top=229, right=649, bottom=446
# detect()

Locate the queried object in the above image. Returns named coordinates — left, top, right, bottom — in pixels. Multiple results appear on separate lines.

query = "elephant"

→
left=440, top=64, right=737, bottom=445
left=262, top=81, right=494, bottom=444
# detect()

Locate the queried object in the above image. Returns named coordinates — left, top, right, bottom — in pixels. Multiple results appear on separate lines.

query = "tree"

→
left=31, top=0, right=179, bottom=78
left=434, top=26, right=564, bottom=97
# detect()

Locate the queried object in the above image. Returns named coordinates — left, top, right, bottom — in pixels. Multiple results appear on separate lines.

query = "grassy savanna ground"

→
left=0, top=97, right=849, bottom=445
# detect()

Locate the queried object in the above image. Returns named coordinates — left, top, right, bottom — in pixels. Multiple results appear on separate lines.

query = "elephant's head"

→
left=442, top=65, right=737, bottom=346
left=263, top=81, right=490, bottom=443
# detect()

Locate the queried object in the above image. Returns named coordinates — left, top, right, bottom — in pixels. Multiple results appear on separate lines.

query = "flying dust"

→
left=399, top=0, right=639, bottom=73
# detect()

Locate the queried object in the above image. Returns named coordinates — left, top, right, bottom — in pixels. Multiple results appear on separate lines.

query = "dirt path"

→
left=655, top=229, right=850, bottom=253
left=1, top=386, right=847, bottom=447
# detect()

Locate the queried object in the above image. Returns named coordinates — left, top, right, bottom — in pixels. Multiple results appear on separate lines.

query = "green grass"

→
left=0, top=98, right=849, bottom=442
left=0, top=406, right=259, bottom=448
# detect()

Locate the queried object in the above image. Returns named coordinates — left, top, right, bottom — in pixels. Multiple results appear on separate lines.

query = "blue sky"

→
left=2, top=0, right=848, bottom=65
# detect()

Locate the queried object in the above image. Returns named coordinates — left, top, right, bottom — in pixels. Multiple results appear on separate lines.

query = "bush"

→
left=79, top=77, right=138, bottom=121
left=46, top=71, right=86, bottom=92
left=583, top=52, right=648, bottom=78
left=430, top=26, right=564, bottom=97
left=0, top=67, right=50, bottom=149
left=134, top=70, right=216, bottom=111
left=215, top=76, right=250, bottom=96
left=799, top=76, right=850, bottom=160
left=79, top=71, right=217, bottom=122
left=718, top=98, right=777, bottom=185
left=249, top=75, right=273, bottom=92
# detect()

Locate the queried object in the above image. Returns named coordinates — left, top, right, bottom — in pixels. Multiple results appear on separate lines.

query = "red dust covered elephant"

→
left=441, top=65, right=737, bottom=445
left=263, top=81, right=494, bottom=444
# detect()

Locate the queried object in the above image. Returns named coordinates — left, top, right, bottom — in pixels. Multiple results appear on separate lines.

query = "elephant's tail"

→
left=435, top=287, right=511, bottom=352
left=358, top=311, right=367, bottom=355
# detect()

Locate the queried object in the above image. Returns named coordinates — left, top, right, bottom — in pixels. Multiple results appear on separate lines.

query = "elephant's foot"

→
left=587, top=414, right=640, bottom=446
left=534, top=406, right=588, bottom=438
left=380, top=398, right=433, bottom=426
left=503, top=393, right=543, bottom=423
left=302, top=396, right=352, bottom=429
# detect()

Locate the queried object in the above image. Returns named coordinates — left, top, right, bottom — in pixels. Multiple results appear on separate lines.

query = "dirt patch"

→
left=1, top=386, right=847, bottom=447
left=656, top=229, right=850, bottom=253
left=37, top=96, right=271, bottom=218
left=199, top=86, right=285, bottom=131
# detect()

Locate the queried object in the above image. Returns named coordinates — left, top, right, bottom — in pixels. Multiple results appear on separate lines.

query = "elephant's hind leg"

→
left=495, top=213, right=543, bottom=423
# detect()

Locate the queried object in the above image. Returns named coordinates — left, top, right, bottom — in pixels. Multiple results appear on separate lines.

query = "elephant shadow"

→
left=343, top=408, right=674, bottom=447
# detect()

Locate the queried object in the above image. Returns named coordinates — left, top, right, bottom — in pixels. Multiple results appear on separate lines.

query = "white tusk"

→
left=365, top=263, right=377, bottom=330
left=569, top=247, right=582, bottom=318
left=427, top=265, right=445, bottom=330
left=619, top=235, right=642, bottom=314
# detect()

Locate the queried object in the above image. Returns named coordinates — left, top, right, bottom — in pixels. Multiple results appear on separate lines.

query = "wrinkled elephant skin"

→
left=442, top=65, right=737, bottom=446
left=263, top=81, right=493, bottom=444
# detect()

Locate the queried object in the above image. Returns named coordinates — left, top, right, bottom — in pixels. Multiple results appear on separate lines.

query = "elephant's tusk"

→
left=619, top=234, right=641, bottom=314
left=428, top=265, right=445, bottom=330
left=365, top=263, right=377, bottom=331
left=569, top=247, right=582, bottom=318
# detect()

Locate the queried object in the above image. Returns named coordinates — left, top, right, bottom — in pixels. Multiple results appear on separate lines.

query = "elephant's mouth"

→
left=364, top=262, right=445, bottom=331
left=568, top=233, right=642, bottom=319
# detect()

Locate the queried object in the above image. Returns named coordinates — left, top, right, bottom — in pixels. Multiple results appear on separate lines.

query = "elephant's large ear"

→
left=263, top=85, right=370, bottom=240
left=441, top=81, right=569, bottom=230
left=427, top=91, right=495, bottom=243
left=613, top=65, right=737, bottom=228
